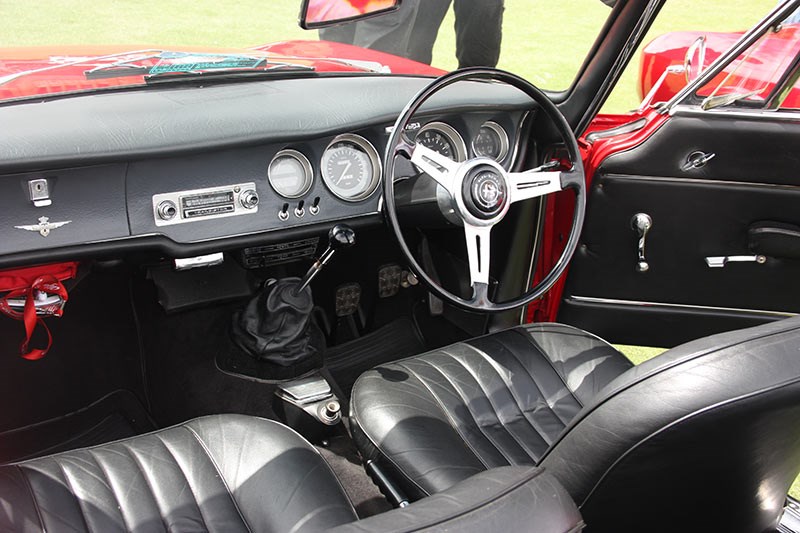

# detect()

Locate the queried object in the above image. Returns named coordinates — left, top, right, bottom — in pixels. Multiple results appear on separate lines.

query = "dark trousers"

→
left=407, top=0, right=504, bottom=68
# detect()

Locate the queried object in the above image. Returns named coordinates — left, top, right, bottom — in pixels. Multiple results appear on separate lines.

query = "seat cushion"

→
left=350, top=322, right=632, bottom=498
left=0, top=414, right=357, bottom=532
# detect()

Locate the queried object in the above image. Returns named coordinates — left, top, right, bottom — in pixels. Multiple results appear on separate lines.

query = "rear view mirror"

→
left=684, top=36, right=707, bottom=83
left=299, top=0, right=401, bottom=29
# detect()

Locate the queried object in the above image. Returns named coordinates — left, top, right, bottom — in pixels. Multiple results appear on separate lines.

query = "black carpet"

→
left=316, top=435, right=392, bottom=518
left=326, top=317, right=425, bottom=394
left=0, top=389, right=154, bottom=463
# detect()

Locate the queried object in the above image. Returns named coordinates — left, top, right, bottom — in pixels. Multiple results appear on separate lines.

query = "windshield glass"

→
left=0, top=0, right=613, bottom=102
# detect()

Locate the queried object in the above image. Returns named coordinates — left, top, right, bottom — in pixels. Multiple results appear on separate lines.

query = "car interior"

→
left=1, top=1, right=800, bottom=532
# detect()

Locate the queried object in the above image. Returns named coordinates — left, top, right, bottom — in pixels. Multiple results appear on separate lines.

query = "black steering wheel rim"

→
left=383, top=67, right=586, bottom=313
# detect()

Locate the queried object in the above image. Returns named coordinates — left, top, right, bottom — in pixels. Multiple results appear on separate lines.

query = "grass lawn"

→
left=2, top=0, right=795, bottom=506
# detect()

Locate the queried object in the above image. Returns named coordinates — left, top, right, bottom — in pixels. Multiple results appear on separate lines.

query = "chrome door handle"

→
left=631, top=213, right=653, bottom=273
left=681, top=150, right=715, bottom=171
left=705, top=255, right=766, bottom=268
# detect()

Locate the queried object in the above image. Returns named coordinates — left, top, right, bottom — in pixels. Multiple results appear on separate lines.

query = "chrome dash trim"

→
left=568, top=295, right=797, bottom=318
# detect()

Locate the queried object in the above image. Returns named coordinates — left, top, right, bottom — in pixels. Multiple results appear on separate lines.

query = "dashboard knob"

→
left=240, top=189, right=259, bottom=209
left=157, top=200, right=178, bottom=220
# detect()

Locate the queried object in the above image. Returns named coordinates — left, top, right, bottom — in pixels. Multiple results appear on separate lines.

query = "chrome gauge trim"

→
left=472, top=120, right=510, bottom=162
left=320, top=133, right=382, bottom=202
left=268, top=148, right=314, bottom=199
left=416, top=121, right=468, bottom=162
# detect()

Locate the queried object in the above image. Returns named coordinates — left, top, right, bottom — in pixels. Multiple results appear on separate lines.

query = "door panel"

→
left=559, top=111, right=800, bottom=347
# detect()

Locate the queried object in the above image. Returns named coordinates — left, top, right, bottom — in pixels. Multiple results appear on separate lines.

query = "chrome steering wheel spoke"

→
left=463, top=222, right=493, bottom=287
left=508, top=168, right=564, bottom=203
left=408, top=143, right=460, bottom=193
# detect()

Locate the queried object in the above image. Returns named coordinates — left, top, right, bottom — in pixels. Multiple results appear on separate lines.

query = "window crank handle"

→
left=631, top=213, right=652, bottom=273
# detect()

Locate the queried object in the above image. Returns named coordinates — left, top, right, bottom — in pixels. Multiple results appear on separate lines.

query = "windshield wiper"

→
left=701, top=89, right=765, bottom=110
left=143, top=63, right=316, bottom=84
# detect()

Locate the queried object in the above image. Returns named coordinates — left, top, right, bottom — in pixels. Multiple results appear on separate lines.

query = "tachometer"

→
left=472, top=121, right=509, bottom=162
left=268, top=149, right=313, bottom=198
left=415, top=122, right=467, bottom=162
left=320, top=134, right=381, bottom=202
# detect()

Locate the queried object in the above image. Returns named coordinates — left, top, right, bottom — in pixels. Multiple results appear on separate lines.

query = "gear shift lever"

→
left=231, top=224, right=355, bottom=366
left=294, top=224, right=356, bottom=295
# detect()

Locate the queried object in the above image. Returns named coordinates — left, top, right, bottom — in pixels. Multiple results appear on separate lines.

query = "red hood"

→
left=0, top=40, right=444, bottom=102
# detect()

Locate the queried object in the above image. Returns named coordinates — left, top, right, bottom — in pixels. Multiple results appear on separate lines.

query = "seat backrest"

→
left=540, top=316, right=800, bottom=533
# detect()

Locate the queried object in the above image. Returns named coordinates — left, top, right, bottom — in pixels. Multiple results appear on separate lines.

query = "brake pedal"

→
left=377, top=264, right=403, bottom=298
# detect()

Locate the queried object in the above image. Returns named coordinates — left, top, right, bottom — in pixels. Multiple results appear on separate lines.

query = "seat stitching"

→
left=153, top=433, right=212, bottom=531
left=410, top=356, right=514, bottom=465
left=85, top=449, right=131, bottom=532
left=510, top=327, right=585, bottom=411
left=184, top=425, right=254, bottom=533
left=395, top=361, right=493, bottom=469
left=52, top=457, right=92, bottom=532
left=464, top=343, right=554, bottom=455
left=15, top=465, right=45, bottom=531
left=121, top=442, right=171, bottom=532
left=440, top=349, right=537, bottom=462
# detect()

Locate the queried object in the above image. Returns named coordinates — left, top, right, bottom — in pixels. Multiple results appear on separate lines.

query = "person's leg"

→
left=350, top=0, right=422, bottom=58
left=319, top=23, right=356, bottom=45
left=453, top=0, right=504, bottom=68
left=405, top=0, right=452, bottom=65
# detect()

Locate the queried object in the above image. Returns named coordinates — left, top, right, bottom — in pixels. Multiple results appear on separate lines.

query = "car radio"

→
left=152, top=183, right=259, bottom=226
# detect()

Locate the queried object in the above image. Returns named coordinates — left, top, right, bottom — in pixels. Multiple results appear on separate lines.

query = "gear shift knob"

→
left=294, top=225, right=356, bottom=295
left=329, top=224, right=356, bottom=250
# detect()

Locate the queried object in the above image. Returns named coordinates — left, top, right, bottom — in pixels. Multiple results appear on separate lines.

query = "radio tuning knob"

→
left=157, top=200, right=178, bottom=220
left=240, top=189, right=259, bottom=209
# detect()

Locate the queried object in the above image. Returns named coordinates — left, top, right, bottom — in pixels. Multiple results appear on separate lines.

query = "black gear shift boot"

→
left=231, top=277, right=324, bottom=366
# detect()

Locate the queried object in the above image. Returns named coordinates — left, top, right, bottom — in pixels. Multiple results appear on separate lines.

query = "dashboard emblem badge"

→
left=14, top=216, right=71, bottom=237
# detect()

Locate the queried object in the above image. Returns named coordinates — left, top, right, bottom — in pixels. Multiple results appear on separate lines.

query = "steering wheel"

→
left=383, top=68, right=586, bottom=312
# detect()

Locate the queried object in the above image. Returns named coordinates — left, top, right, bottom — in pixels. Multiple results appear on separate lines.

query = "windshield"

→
left=0, top=1, right=614, bottom=102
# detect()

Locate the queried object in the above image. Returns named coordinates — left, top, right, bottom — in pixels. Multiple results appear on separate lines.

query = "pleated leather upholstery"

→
left=350, top=322, right=632, bottom=497
left=0, top=414, right=357, bottom=533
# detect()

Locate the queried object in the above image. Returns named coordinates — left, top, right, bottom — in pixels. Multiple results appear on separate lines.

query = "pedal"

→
left=335, top=283, right=361, bottom=317
left=377, top=264, right=403, bottom=298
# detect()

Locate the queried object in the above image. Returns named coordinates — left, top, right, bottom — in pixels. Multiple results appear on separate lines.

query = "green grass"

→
left=617, top=345, right=800, bottom=502
left=1, top=0, right=795, bottom=505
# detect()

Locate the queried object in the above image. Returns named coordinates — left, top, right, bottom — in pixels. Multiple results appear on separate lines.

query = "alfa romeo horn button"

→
left=465, top=170, right=507, bottom=218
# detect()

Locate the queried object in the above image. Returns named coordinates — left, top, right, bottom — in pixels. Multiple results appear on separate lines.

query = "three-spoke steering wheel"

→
left=383, top=68, right=586, bottom=312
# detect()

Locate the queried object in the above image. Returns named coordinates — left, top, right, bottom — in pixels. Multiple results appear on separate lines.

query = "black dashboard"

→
left=0, top=75, right=535, bottom=268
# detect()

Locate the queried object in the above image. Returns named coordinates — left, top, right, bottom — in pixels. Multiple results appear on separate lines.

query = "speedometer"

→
left=415, top=122, right=467, bottom=162
left=320, top=134, right=381, bottom=202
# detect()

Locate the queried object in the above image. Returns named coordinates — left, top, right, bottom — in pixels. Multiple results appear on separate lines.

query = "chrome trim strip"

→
left=602, top=173, right=800, bottom=192
left=568, top=295, right=797, bottom=318
left=670, top=104, right=800, bottom=123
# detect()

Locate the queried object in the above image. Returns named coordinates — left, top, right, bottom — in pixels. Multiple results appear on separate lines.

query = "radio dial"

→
left=240, top=189, right=259, bottom=209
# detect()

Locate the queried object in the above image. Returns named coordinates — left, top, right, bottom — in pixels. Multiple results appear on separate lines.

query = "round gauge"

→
left=415, top=122, right=467, bottom=162
left=472, top=121, right=510, bottom=162
left=268, top=149, right=313, bottom=198
left=320, top=134, right=381, bottom=202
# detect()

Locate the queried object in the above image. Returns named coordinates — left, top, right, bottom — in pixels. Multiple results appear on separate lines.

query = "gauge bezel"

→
left=416, top=121, right=468, bottom=162
left=320, top=133, right=382, bottom=202
left=472, top=120, right=510, bottom=162
left=268, top=148, right=314, bottom=199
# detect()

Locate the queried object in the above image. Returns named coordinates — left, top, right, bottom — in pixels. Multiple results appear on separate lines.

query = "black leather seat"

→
left=0, top=413, right=585, bottom=533
left=351, top=318, right=800, bottom=532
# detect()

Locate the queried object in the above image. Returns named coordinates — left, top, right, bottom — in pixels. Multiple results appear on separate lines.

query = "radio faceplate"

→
left=152, top=183, right=259, bottom=227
